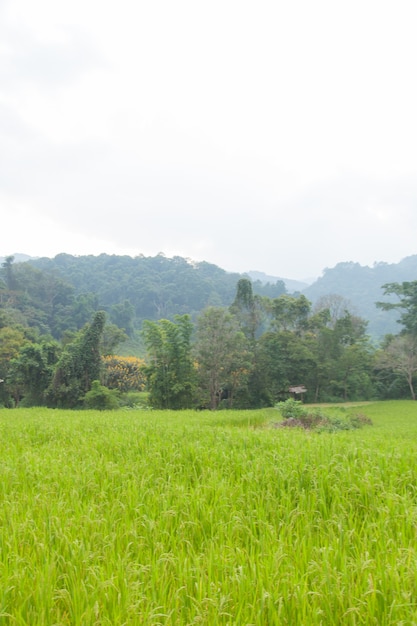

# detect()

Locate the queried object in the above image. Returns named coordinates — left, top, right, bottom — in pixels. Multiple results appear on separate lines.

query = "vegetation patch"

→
left=1, top=402, right=417, bottom=624
left=275, top=398, right=373, bottom=432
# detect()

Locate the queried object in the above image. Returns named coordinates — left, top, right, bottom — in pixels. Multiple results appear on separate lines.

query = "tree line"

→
left=1, top=258, right=417, bottom=408
left=2, top=253, right=286, bottom=338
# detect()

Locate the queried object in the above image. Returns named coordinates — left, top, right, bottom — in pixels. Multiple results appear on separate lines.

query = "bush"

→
left=83, top=381, right=119, bottom=410
left=275, top=399, right=373, bottom=432
left=275, top=398, right=307, bottom=419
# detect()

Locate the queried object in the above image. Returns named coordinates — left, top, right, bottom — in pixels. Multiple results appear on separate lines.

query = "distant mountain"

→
left=0, top=253, right=38, bottom=264
left=302, top=256, right=417, bottom=339
left=246, top=270, right=311, bottom=292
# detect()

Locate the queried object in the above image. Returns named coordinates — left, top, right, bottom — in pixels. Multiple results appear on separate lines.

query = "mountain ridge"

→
left=2, top=252, right=417, bottom=338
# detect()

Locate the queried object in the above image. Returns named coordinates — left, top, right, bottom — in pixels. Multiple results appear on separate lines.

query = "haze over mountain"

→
left=246, top=271, right=312, bottom=292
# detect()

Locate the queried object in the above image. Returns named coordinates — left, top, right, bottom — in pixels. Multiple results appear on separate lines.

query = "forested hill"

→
left=302, top=256, right=417, bottom=338
left=32, top=252, right=286, bottom=311
left=3, top=253, right=283, bottom=337
left=2, top=252, right=417, bottom=340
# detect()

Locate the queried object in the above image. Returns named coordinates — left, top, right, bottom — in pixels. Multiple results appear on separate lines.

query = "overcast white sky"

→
left=1, top=0, right=417, bottom=280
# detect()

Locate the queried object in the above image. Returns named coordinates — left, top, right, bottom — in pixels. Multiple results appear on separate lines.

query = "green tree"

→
left=194, top=307, right=251, bottom=410
left=328, top=342, right=374, bottom=401
left=377, top=281, right=417, bottom=337
left=270, top=294, right=311, bottom=333
left=310, top=312, right=374, bottom=402
left=230, top=278, right=258, bottom=341
left=100, top=323, right=128, bottom=356
left=256, top=330, right=316, bottom=404
left=2, top=261, right=77, bottom=337
left=1, top=256, right=17, bottom=291
left=142, top=315, right=196, bottom=409
left=0, top=326, right=28, bottom=406
left=48, top=311, right=106, bottom=408
left=376, top=334, right=417, bottom=400
left=83, top=380, right=119, bottom=410
left=71, top=293, right=99, bottom=329
left=8, top=340, right=61, bottom=406
left=110, top=299, right=135, bottom=336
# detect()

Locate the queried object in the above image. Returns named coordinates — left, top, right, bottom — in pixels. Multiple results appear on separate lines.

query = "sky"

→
left=1, top=0, right=417, bottom=280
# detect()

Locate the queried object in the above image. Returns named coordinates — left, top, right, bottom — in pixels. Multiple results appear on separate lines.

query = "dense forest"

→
left=1, top=253, right=417, bottom=409
left=3, top=252, right=416, bottom=338
left=3, top=253, right=286, bottom=339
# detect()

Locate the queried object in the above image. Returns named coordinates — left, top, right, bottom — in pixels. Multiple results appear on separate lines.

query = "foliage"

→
left=377, top=280, right=417, bottom=337
left=1, top=257, right=77, bottom=337
left=109, top=299, right=136, bottom=336
left=48, top=311, right=106, bottom=408
left=1, top=402, right=415, bottom=625
left=194, top=307, right=252, bottom=409
left=8, top=340, right=61, bottom=406
left=0, top=326, right=29, bottom=406
left=230, top=278, right=259, bottom=340
left=275, top=398, right=306, bottom=418
left=4, top=252, right=417, bottom=342
left=83, top=380, right=119, bottom=410
left=304, top=257, right=417, bottom=338
left=100, top=323, right=128, bottom=355
left=256, top=330, right=315, bottom=403
left=375, top=334, right=417, bottom=400
left=3, top=256, right=416, bottom=408
left=1, top=255, right=17, bottom=290
left=29, top=253, right=286, bottom=329
left=270, top=294, right=311, bottom=333
left=102, top=355, right=146, bottom=392
left=142, top=314, right=196, bottom=409
left=275, top=399, right=372, bottom=432
left=313, top=293, right=353, bottom=327
left=117, top=391, right=149, bottom=409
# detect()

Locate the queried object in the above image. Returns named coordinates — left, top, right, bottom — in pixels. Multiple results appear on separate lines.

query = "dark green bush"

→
left=83, top=381, right=119, bottom=410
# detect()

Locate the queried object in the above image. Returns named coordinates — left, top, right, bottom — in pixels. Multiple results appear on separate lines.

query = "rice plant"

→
left=0, top=402, right=416, bottom=624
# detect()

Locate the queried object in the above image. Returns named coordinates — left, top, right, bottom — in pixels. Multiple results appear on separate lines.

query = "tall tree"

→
left=270, top=294, right=311, bottom=334
left=376, top=334, right=417, bottom=400
left=0, top=326, right=28, bottom=407
left=312, top=312, right=373, bottom=402
left=48, top=311, right=106, bottom=408
left=256, top=330, right=316, bottom=404
left=194, top=307, right=250, bottom=410
left=1, top=256, right=17, bottom=291
left=313, top=294, right=354, bottom=328
left=230, top=278, right=260, bottom=341
left=142, top=315, right=196, bottom=409
left=377, top=281, right=417, bottom=337
left=9, top=340, right=61, bottom=406
left=110, top=299, right=135, bottom=336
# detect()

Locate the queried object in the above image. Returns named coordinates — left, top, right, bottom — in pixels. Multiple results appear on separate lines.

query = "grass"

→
left=0, top=401, right=417, bottom=624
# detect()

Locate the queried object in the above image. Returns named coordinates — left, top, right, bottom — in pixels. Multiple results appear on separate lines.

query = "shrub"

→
left=275, top=398, right=307, bottom=419
left=83, top=381, right=119, bottom=411
left=275, top=399, right=372, bottom=432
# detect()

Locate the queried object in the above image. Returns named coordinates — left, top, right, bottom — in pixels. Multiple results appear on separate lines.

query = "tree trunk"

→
left=407, top=373, right=416, bottom=400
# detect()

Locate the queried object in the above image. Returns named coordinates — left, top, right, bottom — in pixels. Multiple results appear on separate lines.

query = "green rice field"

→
left=1, top=401, right=417, bottom=625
